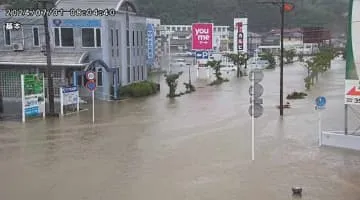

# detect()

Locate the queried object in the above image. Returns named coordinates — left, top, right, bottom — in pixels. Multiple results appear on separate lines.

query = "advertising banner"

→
left=192, top=23, right=213, bottom=50
left=344, top=0, right=360, bottom=105
left=146, top=24, right=155, bottom=65
left=233, top=18, right=248, bottom=53
left=21, top=73, right=45, bottom=122
left=51, top=19, right=101, bottom=28
left=60, top=86, right=79, bottom=116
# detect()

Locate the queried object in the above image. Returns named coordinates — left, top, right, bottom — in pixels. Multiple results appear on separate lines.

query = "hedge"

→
left=118, top=81, right=159, bottom=98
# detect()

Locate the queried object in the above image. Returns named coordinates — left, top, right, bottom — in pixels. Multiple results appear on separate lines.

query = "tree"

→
left=207, top=60, right=222, bottom=81
left=164, top=72, right=183, bottom=98
left=225, top=52, right=247, bottom=77
left=284, top=49, right=296, bottom=64
left=298, top=53, right=304, bottom=62
left=259, top=52, right=276, bottom=69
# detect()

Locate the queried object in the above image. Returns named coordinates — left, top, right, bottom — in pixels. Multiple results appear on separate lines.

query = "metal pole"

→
left=168, top=34, right=171, bottom=73
left=251, top=71, right=255, bottom=161
left=41, top=0, right=55, bottom=115
left=0, top=86, right=3, bottom=114
left=92, top=90, right=95, bottom=124
left=318, top=109, right=322, bottom=146
left=280, top=0, right=285, bottom=116
left=345, top=104, right=348, bottom=135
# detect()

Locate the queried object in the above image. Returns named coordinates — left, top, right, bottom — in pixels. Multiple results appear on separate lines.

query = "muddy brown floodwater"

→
left=0, top=59, right=359, bottom=200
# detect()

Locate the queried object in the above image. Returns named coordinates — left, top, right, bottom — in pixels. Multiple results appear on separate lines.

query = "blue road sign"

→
left=86, top=80, right=96, bottom=92
left=316, top=96, right=326, bottom=107
left=195, top=51, right=209, bottom=59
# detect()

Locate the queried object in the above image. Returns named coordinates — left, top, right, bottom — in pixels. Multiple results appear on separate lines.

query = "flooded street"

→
left=0, top=60, right=359, bottom=200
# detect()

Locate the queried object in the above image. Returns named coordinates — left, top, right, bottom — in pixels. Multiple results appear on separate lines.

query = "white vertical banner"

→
left=21, top=75, right=25, bottom=123
left=60, top=87, right=64, bottom=116
left=233, top=18, right=248, bottom=54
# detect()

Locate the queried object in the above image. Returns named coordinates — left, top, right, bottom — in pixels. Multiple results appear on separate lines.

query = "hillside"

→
left=1, top=0, right=349, bottom=32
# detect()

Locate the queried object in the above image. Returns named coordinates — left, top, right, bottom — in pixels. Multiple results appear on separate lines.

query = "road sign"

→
left=248, top=104, right=264, bottom=118
left=195, top=51, right=209, bottom=59
left=345, top=80, right=360, bottom=105
left=250, top=97, right=263, bottom=104
left=249, top=69, right=264, bottom=83
left=249, top=83, right=264, bottom=98
left=85, top=80, right=96, bottom=91
left=86, top=71, right=95, bottom=81
left=315, top=96, right=326, bottom=107
left=192, top=23, right=213, bottom=50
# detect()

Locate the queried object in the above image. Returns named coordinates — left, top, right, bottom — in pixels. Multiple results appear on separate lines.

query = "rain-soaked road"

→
left=0, top=59, right=359, bottom=200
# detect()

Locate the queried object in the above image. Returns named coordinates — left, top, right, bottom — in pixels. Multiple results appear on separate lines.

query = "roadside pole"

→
left=92, top=90, right=95, bottom=124
left=315, top=96, right=326, bottom=146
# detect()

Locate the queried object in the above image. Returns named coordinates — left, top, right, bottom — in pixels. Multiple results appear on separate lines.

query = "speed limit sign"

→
left=86, top=71, right=95, bottom=81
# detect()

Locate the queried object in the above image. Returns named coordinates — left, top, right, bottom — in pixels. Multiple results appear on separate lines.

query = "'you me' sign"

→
left=192, top=23, right=213, bottom=50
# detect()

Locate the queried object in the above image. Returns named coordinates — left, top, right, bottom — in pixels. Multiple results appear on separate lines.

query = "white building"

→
left=160, top=24, right=230, bottom=51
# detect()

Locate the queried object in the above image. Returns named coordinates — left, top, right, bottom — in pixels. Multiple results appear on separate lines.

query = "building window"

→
left=127, top=66, right=130, bottom=82
left=132, top=30, right=135, bottom=46
left=96, top=28, right=101, bottom=47
left=82, top=28, right=101, bottom=47
left=136, top=31, right=139, bottom=46
left=126, top=30, right=130, bottom=46
left=97, top=68, right=103, bottom=86
left=133, top=67, right=135, bottom=81
left=140, top=31, right=143, bottom=46
left=111, top=29, right=114, bottom=46
left=117, top=48, right=119, bottom=57
left=112, top=49, right=114, bottom=57
left=137, top=66, right=140, bottom=80
left=4, top=27, right=11, bottom=46
left=127, top=48, right=130, bottom=65
left=141, top=65, right=144, bottom=80
left=33, top=27, right=39, bottom=46
left=116, top=29, right=119, bottom=46
left=54, top=27, right=74, bottom=47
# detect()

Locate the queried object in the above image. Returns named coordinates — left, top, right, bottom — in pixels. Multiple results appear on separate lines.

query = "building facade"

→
left=0, top=0, right=148, bottom=102
left=160, top=24, right=230, bottom=52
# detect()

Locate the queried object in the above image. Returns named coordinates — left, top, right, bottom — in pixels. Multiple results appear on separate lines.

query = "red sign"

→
left=192, top=23, right=213, bottom=50
left=347, top=86, right=360, bottom=96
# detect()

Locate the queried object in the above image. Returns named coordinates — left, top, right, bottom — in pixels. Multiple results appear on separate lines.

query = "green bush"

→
left=118, top=81, right=159, bottom=98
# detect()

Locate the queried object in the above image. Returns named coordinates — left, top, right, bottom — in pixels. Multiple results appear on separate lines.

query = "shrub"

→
left=118, top=81, right=159, bottom=98
left=286, top=91, right=308, bottom=100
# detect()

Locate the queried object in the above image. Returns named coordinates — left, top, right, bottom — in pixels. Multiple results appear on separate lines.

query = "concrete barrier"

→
left=322, top=131, right=360, bottom=151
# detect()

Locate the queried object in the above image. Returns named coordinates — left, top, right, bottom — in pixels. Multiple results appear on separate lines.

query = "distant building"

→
left=0, top=0, right=149, bottom=101
left=160, top=24, right=230, bottom=52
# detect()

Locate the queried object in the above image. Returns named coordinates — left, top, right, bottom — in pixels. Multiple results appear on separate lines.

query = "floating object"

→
left=292, top=187, right=302, bottom=195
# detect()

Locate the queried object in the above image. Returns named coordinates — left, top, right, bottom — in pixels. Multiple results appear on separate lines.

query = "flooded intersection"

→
left=0, top=60, right=359, bottom=199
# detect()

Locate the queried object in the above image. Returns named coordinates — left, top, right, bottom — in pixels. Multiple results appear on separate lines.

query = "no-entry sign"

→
left=192, top=23, right=213, bottom=50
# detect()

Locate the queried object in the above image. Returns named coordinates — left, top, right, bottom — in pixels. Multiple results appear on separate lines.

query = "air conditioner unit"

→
left=40, top=45, right=46, bottom=52
left=12, top=43, right=24, bottom=51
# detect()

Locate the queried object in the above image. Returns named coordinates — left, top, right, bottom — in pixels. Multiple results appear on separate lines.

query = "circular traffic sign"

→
left=86, top=71, right=95, bottom=81
left=85, top=80, right=96, bottom=91
left=315, top=96, right=326, bottom=107
left=249, top=83, right=264, bottom=98
left=248, top=104, right=264, bottom=118
left=249, top=69, right=264, bottom=83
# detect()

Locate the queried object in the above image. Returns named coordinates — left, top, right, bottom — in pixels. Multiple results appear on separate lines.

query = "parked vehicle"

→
left=171, top=58, right=190, bottom=67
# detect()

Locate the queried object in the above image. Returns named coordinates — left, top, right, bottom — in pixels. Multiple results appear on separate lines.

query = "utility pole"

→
left=257, top=1, right=294, bottom=116
left=0, top=87, right=3, bottom=115
left=39, top=0, right=55, bottom=115
left=280, top=0, right=285, bottom=116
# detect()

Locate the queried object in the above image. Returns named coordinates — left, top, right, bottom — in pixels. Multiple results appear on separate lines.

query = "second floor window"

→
left=54, top=28, right=74, bottom=47
left=33, top=27, right=39, bottom=46
left=116, top=29, right=119, bottom=46
left=82, top=28, right=101, bottom=47
left=4, top=27, right=11, bottom=46
left=126, top=30, right=129, bottom=46
left=110, top=29, right=114, bottom=46
left=132, top=30, right=135, bottom=46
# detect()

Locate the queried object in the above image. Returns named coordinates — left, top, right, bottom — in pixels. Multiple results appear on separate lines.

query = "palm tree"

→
left=206, top=60, right=222, bottom=81
left=225, top=52, right=247, bottom=77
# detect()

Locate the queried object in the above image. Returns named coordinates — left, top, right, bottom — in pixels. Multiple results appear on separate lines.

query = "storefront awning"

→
left=0, top=51, right=89, bottom=67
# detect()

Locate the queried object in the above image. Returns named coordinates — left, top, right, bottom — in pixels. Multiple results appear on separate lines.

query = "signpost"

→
left=344, top=80, right=360, bottom=104
left=248, top=68, right=264, bottom=161
left=85, top=71, right=96, bottom=124
left=315, top=96, right=326, bottom=146
left=59, top=86, right=79, bottom=116
left=21, top=73, right=46, bottom=122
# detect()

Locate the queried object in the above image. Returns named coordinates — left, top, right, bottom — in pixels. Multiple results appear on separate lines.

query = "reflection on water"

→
left=0, top=61, right=359, bottom=200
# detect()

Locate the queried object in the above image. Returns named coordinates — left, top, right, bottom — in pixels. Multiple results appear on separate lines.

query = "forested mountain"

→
left=1, top=0, right=349, bottom=32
